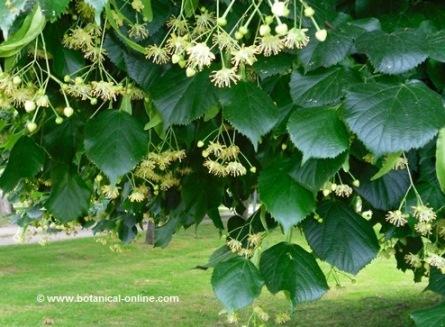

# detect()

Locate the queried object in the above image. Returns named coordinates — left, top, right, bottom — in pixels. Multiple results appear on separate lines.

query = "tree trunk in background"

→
left=145, top=220, right=155, bottom=245
left=0, top=192, right=11, bottom=215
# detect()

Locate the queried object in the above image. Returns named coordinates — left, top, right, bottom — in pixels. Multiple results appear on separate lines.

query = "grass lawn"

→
left=0, top=224, right=442, bottom=327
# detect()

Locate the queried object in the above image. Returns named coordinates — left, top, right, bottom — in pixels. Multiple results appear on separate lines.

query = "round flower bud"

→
left=217, top=17, right=227, bottom=27
left=90, top=98, right=98, bottom=105
left=63, top=106, right=74, bottom=117
left=36, top=95, right=49, bottom=107
left=265, top=16, right=274, bottom=25
left=322, top=189, right=331, bottom=197
left=24, top=100, right=36, bottom=113
left=304, top=6, right=315, bottom=17
left=26, top=121, right=37, bottom=132
left=74, top=77, right=84, bottom=85
left=259, top=24, right=271, bottom=36
left=64, top=75, right=71, bottom=82
left=172, top=54, right=181, bottom=64
left=178, top=59, right=187, bottom=68
left=197, top=140, right=205, bottom=148
left=275, top=23, right=288, bottom=36
left=315, top=29, right=328, bottom=42
left=271, top=1, right=288, bottom=17
left=234, top=31, right=243, bottom=40
left=12, top=76, right=22, bottom=85
left=250, top=166, right=257, bottom=174
left=281, top=143, right=287, bottom=150
left=239, top=25, right=249, bottom=35
left=186, top=67, right=196, bottom=77
left=352, top=180, right=360, bottom=187
left=55, top=116, right=64, bottom=124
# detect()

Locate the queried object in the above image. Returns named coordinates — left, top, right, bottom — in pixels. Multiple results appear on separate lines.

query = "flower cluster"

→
left=226, top=232, right=263, bottom=257
left=385, top=210, right=408, bottom=227
left=201, top=140, right=254, bottom=177
left=111, top=0, right=329, bottom=87
left=63, top=23, right=106, bottom=62
left=321, top=182, right=354, bottom=198
left=135, top=150, right=189, bottom=193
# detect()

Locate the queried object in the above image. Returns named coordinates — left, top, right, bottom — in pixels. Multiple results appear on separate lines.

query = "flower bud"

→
left=304, top=6, right=315, bottom=17
left=259, top=24, right=271, bottom=36
left=24, top=100, right=36, bottom=113
left=217, top=17, right=227, bottom=26
left=64, top=75, right=71, bottom=82
left=63, top=106, right=74, bottom=117
left=239, top=26, right=249, bottom=35
left=90, top=98, right=98, bottom=105
left=178, top=59, right=187, bottom=68
left=36, top=95, right=49, bottom=107
left=26, top=121, right=37, bottom=132
left=186, top=67, right=196, bottom=77
left=74, top=77, right=84, bottom=85
left=352, top=180, right=360, bottom=187
left=250, top=166, right=257, bottom=174
left=234, top=31, right=243, bottom=40
left=265, top=16, right=274, bottom=25
left=275, top=23, right=288, bottom=36
left=172, top=54, right=182, bottom=64
left=55, top=116, right=64, bottom=124
left=271, top=1, right=288, bottom=17
left=315, top=29, right=327, bottom=42
left=12, top=76, right=21, bottom=85
left=197, top=140, right=205, bottom=148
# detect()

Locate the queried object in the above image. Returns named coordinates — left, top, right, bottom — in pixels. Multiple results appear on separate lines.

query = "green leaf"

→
left=259, top=242, right=328, bottom=306
left=0, top=136, right=45, bottom=192
left=254, top=53, right=294, bottom=79
left=38, top=0, right=70, bottom=20
left=117, top=214, right=138, bottom=243
left=103, top=33, right=162, bottom=90
left=436, top=128, right=445, bottom=193
left=84, top=0, right=107, bottom=24
left=46, top=164, right=92, bottom=222
left=52, top=48, right=85, bottom=78
left=299, top=15, right=369, bottom=71
left=219, top=81, right=279, bottom=148
left=289, top=67, right=354, bottom=108
left=427, top=268, right=445, bottom=296
left=181, top=173, right=223, bottom=224
left=84, top=110, right=148, bottom=183
left=304, top=201, right=380, bottom=274
left=371, top=152, right=402, bottom=180
left=0, top=0, right=29, bottom=37
left=184, top=0, right=199, bottom=17
left=0, top=5, right=46, bottom=57
left=258, top=160, right=315, bottom=232
left=211, top=257, right=264, bottom=310
left=150, top=69, right=217, bottom=127
left=426, top=30, right=445, bottom=62
left=356, top=170, right=409, bottom=210
left=154, top=217, right=179, bottom=248
left=290, top=153, right=347, bottom=193
left=344, top=81, right=445, bottom=155
left=356, top=29, right=427, bottom=74
left=287, top=107, right=349, bottom=161
left=427, top=31, right=445, bottom=63
left=141, top=0, right=153, bottom=22
left=411, top=302, right=445, bottom=327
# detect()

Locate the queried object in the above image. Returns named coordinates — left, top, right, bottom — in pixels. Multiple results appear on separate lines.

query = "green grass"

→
left=0, top=224, right=441, bottom=327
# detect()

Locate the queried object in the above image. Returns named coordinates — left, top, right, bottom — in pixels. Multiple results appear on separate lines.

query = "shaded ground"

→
left=0, top=224, right=441, bottom=327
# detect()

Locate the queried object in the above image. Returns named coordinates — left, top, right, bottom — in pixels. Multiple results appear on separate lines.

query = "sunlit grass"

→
left=0, top=224, right=441, bottom=326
